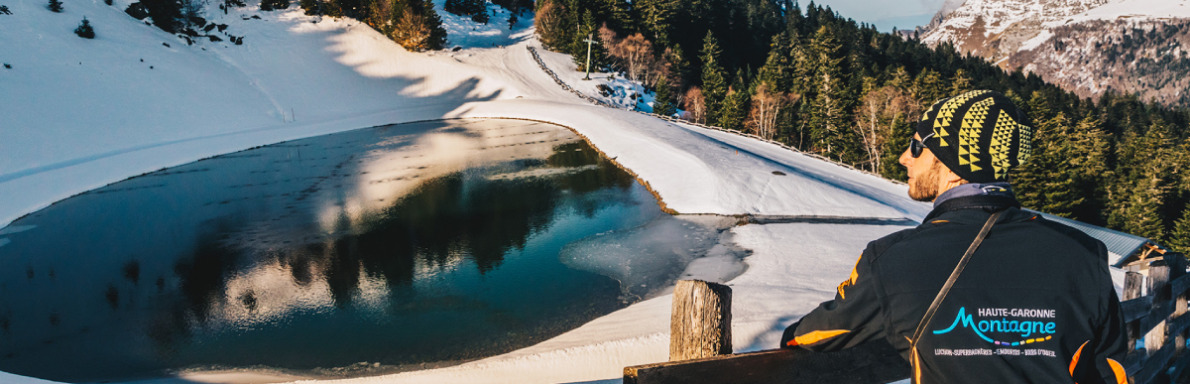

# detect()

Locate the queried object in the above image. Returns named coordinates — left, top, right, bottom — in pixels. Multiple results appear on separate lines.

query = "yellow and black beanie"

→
left=916, top=90, right=1034, bottom=183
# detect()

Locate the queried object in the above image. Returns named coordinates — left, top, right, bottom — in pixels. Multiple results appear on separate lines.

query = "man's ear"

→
left=937, top=160, right=965, bottom=184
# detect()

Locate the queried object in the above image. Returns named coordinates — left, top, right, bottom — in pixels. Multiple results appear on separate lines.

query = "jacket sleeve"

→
left=1071, top=242, right=1128, bottom=384
left=1092, top=287, right=1128, bottom=384
left=780, top=249, right=884, bottom=351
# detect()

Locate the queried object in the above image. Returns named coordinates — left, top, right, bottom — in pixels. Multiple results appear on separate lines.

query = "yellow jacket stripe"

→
left=786, top=329, right=851, bottom=347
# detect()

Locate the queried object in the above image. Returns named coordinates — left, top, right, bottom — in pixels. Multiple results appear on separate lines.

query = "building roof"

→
left=1028, top=210, right=1155, bottom=267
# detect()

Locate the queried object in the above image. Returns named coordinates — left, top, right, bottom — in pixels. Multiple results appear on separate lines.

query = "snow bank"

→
left=454, top=100, right=931, bottom=220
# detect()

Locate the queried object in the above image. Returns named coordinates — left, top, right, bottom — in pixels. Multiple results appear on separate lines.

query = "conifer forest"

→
left=534, top=0, right=1190, bottom=252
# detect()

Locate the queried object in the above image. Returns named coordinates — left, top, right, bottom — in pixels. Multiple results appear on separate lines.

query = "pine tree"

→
left=48, top=0, right=64, bottom=12
left=756, top=33, right=793, bottom=93
left=1168, top=206, right=1190, bottom=254
left=635, top=0, right=678, bottom=45
left=911, top=69, right=945, bottom=106
left=444, top=0, right=463, bottom=14
left=662, top=45, right=689, bottom=91
left=807, top=24, right=850, bottom=158
left=699, top=31, right=728, bottom=125
left=142, top=0, right=184, bottom=33
left=534, top=0, right=571, bottom=50
left=717, top=70, right=750, bottom=130
left=652, top=75, right=677, bottom=117
left=391, top=0, right=446, bottom=51
left=261, top=0, right=288, bottom=11
left=593, top=0, right=632, bottom=33
left=1107, top=122, right=1178, bottom=238
left=1014, top=113, right=1108, bottom=220
left=950, top=69, right=973, bottom=96
left=301, top=0, right=319, bottom=14
left=74, top=16, right=95, bottom=38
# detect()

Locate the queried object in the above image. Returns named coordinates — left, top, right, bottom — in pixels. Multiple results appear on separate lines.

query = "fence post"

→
left=1167, top=256, right=1187, bottom=358
left=1147, top=261, right=1171, bottom=356
left=670, top=280, right=732, bottom=361
left=1124, top=271, right=1144, bottom=353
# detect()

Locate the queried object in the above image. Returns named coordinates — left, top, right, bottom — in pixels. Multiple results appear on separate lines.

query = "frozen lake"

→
left=0, top=119, right=739, bottom=382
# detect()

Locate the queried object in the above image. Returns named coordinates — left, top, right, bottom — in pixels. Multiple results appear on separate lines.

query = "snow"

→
left=1019, top=29, right=1054, bottom=51
left=1066, top=0, right=1190, bottom=23
left=533, top=47, right=651, bottom=111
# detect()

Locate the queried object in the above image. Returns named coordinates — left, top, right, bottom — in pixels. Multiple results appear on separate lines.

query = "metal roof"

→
left=1027, top=210, right=1154, bottom=267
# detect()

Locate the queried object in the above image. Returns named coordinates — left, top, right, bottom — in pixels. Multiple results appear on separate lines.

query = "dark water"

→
left=0, top=119, right=693, bottom=382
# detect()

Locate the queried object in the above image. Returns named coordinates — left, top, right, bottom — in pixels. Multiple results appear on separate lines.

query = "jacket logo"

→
left=932, top=307, right=1057, bottom=347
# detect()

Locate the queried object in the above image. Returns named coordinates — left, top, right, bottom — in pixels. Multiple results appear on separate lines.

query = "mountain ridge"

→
left=920, top=0, right=1190, bottom=107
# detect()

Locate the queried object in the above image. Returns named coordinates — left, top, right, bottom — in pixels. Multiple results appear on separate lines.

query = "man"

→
left=780, top=90, right=1128, bottom=383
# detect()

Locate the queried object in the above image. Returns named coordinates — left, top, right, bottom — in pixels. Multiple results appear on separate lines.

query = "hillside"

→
left=921, top=0, right=1190, bottom=107
left=0, top=1, right=934, bottom=383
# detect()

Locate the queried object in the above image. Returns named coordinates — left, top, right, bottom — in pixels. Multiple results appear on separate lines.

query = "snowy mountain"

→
left=921, top=0, right=1190, bottom=106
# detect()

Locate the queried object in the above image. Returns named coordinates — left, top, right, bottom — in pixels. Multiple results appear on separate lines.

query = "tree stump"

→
left=670, top=280, right=732, bottom=361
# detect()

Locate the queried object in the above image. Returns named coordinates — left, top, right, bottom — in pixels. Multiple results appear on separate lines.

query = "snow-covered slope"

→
left=920, top=0, right=1190, bottom=106
left=1, top=1, right=934, bottom=383
left=0, top=0, right=574, bottom=227
left=921, top=0, right=1108, bottom=59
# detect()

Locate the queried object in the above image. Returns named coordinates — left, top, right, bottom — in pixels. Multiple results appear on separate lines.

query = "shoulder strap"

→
left=910, top=209, right=1005, bottom=349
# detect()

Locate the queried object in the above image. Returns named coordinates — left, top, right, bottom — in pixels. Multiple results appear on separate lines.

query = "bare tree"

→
left=682, top=87, right=707, bottom=124
left=746, top=83, right=789, bottom=141
left=852, top=86, right=918, bottom=173
left=600, top=26, right=667, bottom=87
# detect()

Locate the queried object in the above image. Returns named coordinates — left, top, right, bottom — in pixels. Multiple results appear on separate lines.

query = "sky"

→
left=803, top=0, right=953, bottom=31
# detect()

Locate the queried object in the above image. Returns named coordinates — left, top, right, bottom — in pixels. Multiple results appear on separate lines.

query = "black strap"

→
left=910, top=210, right=1005, bottom=351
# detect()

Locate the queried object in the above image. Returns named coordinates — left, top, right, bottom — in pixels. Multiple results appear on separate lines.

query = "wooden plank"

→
left=1122, top=296, right=1154, bottom=323
left=1168, top=312, right=1190, bottom=338
left=1134, top=341, right=1175, bottom=384
left=1172, top=274, right=1190, bottom=298
left=669, top=280, right=732, bottom=361
left=1166, top=343, right=1190, bottom=383
left=1139, top=301, right=1175, bottom=337
left=625, top=342, right=909, bottom=384
left=1122, top=350, right=1145, bottom=377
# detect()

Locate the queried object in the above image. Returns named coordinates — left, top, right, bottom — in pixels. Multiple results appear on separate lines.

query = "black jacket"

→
left=782, top=195, right=1128, bottom=384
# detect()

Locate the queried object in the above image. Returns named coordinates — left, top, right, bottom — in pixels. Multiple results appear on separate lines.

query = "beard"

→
left=907, top=160, right=946, bottom=202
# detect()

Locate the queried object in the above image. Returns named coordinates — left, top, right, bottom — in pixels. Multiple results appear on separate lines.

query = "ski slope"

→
left=1, top=1, right=930, bottom=383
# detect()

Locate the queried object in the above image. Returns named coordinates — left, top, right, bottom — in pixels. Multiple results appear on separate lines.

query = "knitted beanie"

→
left=915, top=90, right=1035, bottom=183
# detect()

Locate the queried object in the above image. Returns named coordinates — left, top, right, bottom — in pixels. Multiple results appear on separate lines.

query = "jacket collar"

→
left=923, top=194, right=1021, bottom=223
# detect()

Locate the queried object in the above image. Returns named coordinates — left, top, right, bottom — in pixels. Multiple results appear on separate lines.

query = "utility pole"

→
left=584, top=33, right=596, bottom=80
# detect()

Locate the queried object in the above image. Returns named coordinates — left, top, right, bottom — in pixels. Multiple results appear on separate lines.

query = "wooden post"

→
left=1147, top=261, right=1170, bottom=356
left=1168, top=256, right=1187, bottom=357
left=1124, top=271, right=1144, bottom=353
left=670, top=280, right=732, bottom=361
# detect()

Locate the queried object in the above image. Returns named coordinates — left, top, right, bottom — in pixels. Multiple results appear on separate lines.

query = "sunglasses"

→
left=909, top=133, right=935, bottom=158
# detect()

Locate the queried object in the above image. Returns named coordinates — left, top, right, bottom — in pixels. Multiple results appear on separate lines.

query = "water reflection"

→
left=0, top=119, right=674, bottom=382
